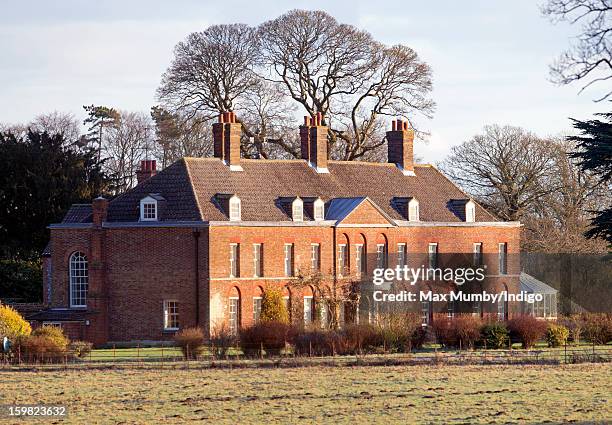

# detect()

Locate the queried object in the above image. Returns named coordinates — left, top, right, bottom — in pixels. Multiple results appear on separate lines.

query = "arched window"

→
left=69, top=252, right=88, bottom=308
left=292, top=198, right=303, bottom=222
left=465, top=200, right=476, bottom=223
left=313, top=198, right=325, bottom=221
left=408, top=198, right=419, bottom=221
left=229, top=195, right=241, bottom=221
left=228, top=287, right=241, bottom=334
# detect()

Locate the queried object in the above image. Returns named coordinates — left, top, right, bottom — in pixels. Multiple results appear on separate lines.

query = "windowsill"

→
left=70, top=306, right=87, bottom=309
left=163, top=328, right=179, bottom=333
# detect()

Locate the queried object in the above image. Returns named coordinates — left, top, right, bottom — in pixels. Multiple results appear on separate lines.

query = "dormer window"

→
left=408, top=198, right=419, bottom=221
left=313, top=198, right=325, bottom=221
left=465, top=200, right=476, bottom=223
left=292, top=198, right=303, bottom=222
left=229, top=195, right=241, bottom=221
left=140, top=196, right=158, bottom=221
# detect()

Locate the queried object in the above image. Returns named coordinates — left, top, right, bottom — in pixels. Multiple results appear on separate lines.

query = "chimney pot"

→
left=213, top=110, right=241, bottom=169
left=387, top=119, right=414, bottom=175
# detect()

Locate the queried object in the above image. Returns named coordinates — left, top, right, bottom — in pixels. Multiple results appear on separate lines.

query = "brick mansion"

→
left=33, top=112, right=521, bottom=346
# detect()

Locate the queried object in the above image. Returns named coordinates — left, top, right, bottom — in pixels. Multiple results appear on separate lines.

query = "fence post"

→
left=113, top=344, right=116, bottom=363
left=161, top=345, right=164, bottom=369
left=564, top=342, right=567, bottom=364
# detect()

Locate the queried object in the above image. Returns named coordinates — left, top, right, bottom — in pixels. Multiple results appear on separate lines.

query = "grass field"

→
left=0, top=363, right=610, bottom=424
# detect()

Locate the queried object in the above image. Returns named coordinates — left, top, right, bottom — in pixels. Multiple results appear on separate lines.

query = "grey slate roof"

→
left=62, top=157, right=500, bottom=224
left=61, top=204, right=92, bottom=223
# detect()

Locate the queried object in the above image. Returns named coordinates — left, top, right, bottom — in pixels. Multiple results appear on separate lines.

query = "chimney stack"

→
left=387, top=119, right=415, bottom=176
left=136, top=160, right=157, bottom=184
left=213, top=111, right=242, bottom=171
left=92, top=196, right=109, bottom=228
left=299, top=112, right=328, bottom=173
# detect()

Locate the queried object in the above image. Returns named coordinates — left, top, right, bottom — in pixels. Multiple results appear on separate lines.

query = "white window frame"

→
left=69, top=251, right=88, bottom=308
left=465, top=200, right=476, bottom=223
left=292, top=198, right=303, bottom=222
left=229, top=296, right=240, bottom=335
left=284, top=244, right=294, bottom=277
left=376, top=244, right=386, bottom=269
left=498, top=242, right=508, bottom=275
left=303, top=296, right=313, bottom=325
left=408, top=198, right=419, bottom=221
left=355, top=244, right=365, bottom=276
left=229, top=243, right=240, bottom=278
left=397, top=243, right=406, bottom=268
left=310, top=243, right=320, bottom=271
left=229, top=195, right=241, bottom=221
left=253, top=296, right=262, bottom=323
left=428, top=243, right=438, bottom=268
left=421, top=300, right=430, bottom=326
left=163, top=300, right=179, bottom=331
left=253, top=243, right=262, bottom=277
left=313, top=198, right=325, bottom=221
left=338, top=244, right=347, bottom=276
left=473, top=242, right=483, bottom=266
left=140, top=196, right=158, bottom=221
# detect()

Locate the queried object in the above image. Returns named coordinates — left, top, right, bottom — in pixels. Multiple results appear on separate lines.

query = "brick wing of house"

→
left=34, top=112, right=521, bottom=346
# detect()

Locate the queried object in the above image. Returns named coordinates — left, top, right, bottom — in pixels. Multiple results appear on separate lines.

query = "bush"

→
left=582, top=313, right=612, bottom=345
left=19, top=326, right=69, bottom=363
left=558, top=315, right=583, bottom=345
left=260, top=289, right=289, bottom=324
left=340, top=323, right=379, bottom=354
left=432, top=315, right=483, bottom=349
left=480, top=323, right=509, bottom=349
left=293, top=329, right=341, bottom=356
left=174, top=327, right=205, bottom=359
left=507, top=316, right=547, bottom=349
left=210, top=323, right=237, bottom=357
left=239, top=321, right=291, bottom=357
left=69, top=340, right=93, bottom=358
left=546, top=324, right=569, bottom=347
left=0, top=304, right=32, bottom=341
left=378, top=313, right=424, bottom=353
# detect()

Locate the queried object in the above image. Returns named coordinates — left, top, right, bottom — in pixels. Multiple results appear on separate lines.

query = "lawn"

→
left=0, top=363, right=609, bottom=424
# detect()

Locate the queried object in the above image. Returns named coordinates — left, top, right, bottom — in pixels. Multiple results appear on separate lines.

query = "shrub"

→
left=480, top=323, right=509, bottom=349
left=340, top=323, right=379, bottom=354
left=558, top=315, right=583, bottom=345
left=174, top=327, right=205, bottom=359
left=546, top=324, right=569, bottom=347
left=239, top=321, right=291, bottom=357
left=210, top=323, right=237, bottom=357
left=0, top=304, right=31, bottom=341
left=69, top=341, right=93, bottom=358
left=260, top=289, right=289, bottom=324
left=378, top=313, right=423, bottom=353
left=410, top=326, right=428, bottom=350
left=507, top=316, right=547, bottom=348
left=293, top=329, right=340, bottom=356
left=582, top=313, right=612, bottom=345
left=432, top=315, right=482, bottom=349
left=19, top=326, right=69, bottom=363
left=432, top=315, right=457, bottom=348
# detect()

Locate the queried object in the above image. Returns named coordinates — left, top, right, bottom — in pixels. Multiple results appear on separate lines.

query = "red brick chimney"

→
left=136, top=160, right=157, bottom=184
left=387, top=119, right=415, bottom=176
left=92, top=196, right=109, bottom=228
left=300, top=113, right=328, bottom=173
left=213, top=111, right=242, bottom=171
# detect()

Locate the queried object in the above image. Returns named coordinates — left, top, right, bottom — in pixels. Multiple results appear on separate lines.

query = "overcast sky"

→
left=0, top=0, right=604, bottom=163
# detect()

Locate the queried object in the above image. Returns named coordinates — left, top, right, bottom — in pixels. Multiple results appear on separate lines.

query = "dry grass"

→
left=0, top=363, right=610, bottom=424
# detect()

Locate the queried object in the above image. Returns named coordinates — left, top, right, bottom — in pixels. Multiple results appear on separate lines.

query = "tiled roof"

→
left=61, top=204, right=92, bottom=223
left=63, top=157, right=499, bottom=224
left=26, top=308, right=92, bottom=322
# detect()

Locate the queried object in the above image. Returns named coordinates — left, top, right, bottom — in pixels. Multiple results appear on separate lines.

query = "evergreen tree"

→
left=570, top=112, right=612, bottom=246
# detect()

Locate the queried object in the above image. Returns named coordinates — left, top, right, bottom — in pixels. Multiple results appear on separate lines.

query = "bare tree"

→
left=157, top=24, right=259, bottom=118
left=157, top=11, right=434, bottom=160
left=438, top=125, right=558, bottom=221
left=542, top=0, right=612, bottom=101
left=523, top=137, right=609, bottom=252
left=259, top=10, right=434, bottom=160
left=237, top=80, right=299, bottom=159
left=103, top=111, right=153, bottom=193
left=30, top=111, right=81, bottom=143
left=150, top=106, right=213, bottom=168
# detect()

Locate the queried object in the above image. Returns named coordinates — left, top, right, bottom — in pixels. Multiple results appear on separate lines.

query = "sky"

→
left=0, top=0, right=604, bottom=163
